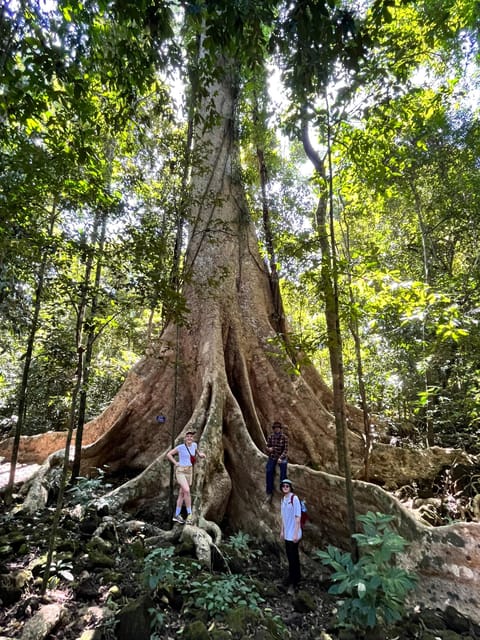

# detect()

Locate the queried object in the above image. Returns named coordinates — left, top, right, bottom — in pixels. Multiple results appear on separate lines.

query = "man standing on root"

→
left=280, top=478, right=302, bottom=594
left=265, top=421, right=288, bottom=502
left=167, top=430, right=205, bottom=524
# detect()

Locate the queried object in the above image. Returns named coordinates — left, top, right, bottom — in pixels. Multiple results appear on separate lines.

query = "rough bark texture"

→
left=1, top=63, right=480, bottom=624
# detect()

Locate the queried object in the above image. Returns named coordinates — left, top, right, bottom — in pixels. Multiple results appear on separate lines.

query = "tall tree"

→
left=2, top=0, right=480, bottom=623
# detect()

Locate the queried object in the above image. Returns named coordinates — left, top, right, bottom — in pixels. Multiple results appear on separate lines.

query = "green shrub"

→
left=144, top=546, right=201, bottom=593
left=144, top=545, right=285, bottom=636
left=66, top=468, right=112, bottom=505
left=224, top=530, right=262, bottom=562
left=316, top=511, right=417, bottom=631
left=227, top=531, right=255, bottom=553
left=148, top=607, right=165, bottom=639
left=188, top=574, right=265, bottom=617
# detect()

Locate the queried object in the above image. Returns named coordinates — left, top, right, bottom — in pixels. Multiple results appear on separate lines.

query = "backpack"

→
left=290, top=494, right=309, bottom=529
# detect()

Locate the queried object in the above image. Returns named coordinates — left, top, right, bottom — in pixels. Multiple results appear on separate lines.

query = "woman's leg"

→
left=178, top=475, right=191, bottom=509
left=176, top=486, right=185, bottom=510
left=285, top=540, right=301, bottom=587
left=174, top=468, right=193, bottom=522
left=174, top=469, right=190, bottom=518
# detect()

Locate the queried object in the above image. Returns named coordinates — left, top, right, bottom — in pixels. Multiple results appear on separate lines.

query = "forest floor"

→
left=1, top=471, right=479, bottom=640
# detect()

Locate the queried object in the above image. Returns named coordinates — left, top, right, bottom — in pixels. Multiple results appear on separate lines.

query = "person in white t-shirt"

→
left=280, top=478, right=302, bottom=593
left=167, top=430, right=205, bottom=524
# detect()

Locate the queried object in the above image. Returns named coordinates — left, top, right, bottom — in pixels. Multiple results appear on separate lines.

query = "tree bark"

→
left=1, top=59, right=480, bottom=624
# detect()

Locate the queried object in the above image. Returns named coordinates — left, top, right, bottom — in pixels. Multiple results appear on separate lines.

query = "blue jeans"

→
left=266, top=457, right=288, bottom=495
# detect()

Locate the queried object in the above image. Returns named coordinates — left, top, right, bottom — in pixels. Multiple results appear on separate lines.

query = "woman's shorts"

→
left=176, top=465, right=193, bottom=486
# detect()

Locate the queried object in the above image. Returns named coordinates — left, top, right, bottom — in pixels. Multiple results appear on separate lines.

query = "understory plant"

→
left=143, top=542, right=283, bottom=636
left=224, top=530, right=263, bottom=565
left=316, top=511, right=418, bottom=631
left=66, top=468, right=112, bottom=505
left=144, top=546, right=201, bottom=593
left=188, top=573, right=265, bottom=616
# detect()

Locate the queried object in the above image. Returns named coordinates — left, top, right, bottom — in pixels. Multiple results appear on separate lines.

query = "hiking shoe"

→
left=172, top=514, right=185, bottom=524
left=287, top=585, right=295, bottom=596
left=184, top=514, right=193, bottom=524
left=264, top=493, right=273, bottom=504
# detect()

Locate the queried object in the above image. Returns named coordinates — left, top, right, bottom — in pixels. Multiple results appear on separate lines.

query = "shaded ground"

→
left=1, top=472, right=479, bottom=640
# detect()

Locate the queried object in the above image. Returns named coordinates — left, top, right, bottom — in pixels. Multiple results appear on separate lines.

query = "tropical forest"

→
left=1, top=1, right=480, bottom=639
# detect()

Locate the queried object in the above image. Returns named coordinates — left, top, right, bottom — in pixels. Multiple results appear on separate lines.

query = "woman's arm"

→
left=167, top=447, right=179, bottom=465
left=194, top=442, right=206, bottom=459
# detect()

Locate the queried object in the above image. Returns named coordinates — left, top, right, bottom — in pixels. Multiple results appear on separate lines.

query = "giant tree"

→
left=2, top=0, right=480, bottom=623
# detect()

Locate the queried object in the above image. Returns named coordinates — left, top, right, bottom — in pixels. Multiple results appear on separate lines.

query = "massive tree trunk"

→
left=1, top=62, right=480, bottom=623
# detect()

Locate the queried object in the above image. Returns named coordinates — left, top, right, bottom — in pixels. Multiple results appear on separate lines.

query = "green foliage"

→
left=226, top=530, right=259, bottom=556
left=148, top=607, right=165, bottom=639
left=317, top=512, right=417, bottom=631
left=145, top=546, right=179, bottom=591
left=144, top=545, right=265, bottom=622
left=144, top=546, right=202, bottom=593
left=189, top=574, right=265, bottom=617
left=334, top=88, right=480, bottom=448
left=0, top=0, right=182, bottom=445
left=66, top=468, right=112, bottom=505
left=47, top=556, right=74, bottom=588
left=272, top=0, right=368, bottom=108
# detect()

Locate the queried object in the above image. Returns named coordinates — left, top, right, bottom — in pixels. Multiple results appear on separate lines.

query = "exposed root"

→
left=143, top=528, right=182, bottom=547
left=181, top=523, right=214, bottom=567
left=198, top=516, right=222, bottom=545
left=20, top=450, right=66, bottom=514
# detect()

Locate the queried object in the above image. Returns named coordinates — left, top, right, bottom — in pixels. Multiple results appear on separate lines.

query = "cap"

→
left=185, top=430, right=196, bottom=436
left=281, top=478, right=293, bottom=486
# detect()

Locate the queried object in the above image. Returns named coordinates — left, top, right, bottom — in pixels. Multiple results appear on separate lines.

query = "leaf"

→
left=367, top=607, right=377, bottom=628
left=59, top=569, right=74, bottom=581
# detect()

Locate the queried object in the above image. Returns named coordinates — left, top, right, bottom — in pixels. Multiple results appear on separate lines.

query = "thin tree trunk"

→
left=349, top=290, right=372, bottom=481
left=71, top=211, right=108, bottom=481
left=6, top=206, right=57, bottom=501
left=256, top=144, right=288, bottom=338
left=250, top=86, right=289, bottom=340
left=341, top=214, right=373, bottom=480
left=301, top=108, right=357, bottom=549
left=411, top=183, right=435, bottom=446
left=42, top=346, right=83, bottom=593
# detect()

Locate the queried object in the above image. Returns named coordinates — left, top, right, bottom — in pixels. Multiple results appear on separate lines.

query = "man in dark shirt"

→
left=265, top=421, right=288, bottom=502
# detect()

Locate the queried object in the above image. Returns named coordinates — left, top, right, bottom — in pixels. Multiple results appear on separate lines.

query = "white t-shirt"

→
left=177, top=442, right=197, bottom=466
left=281, top=493, right=302, bottom=542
